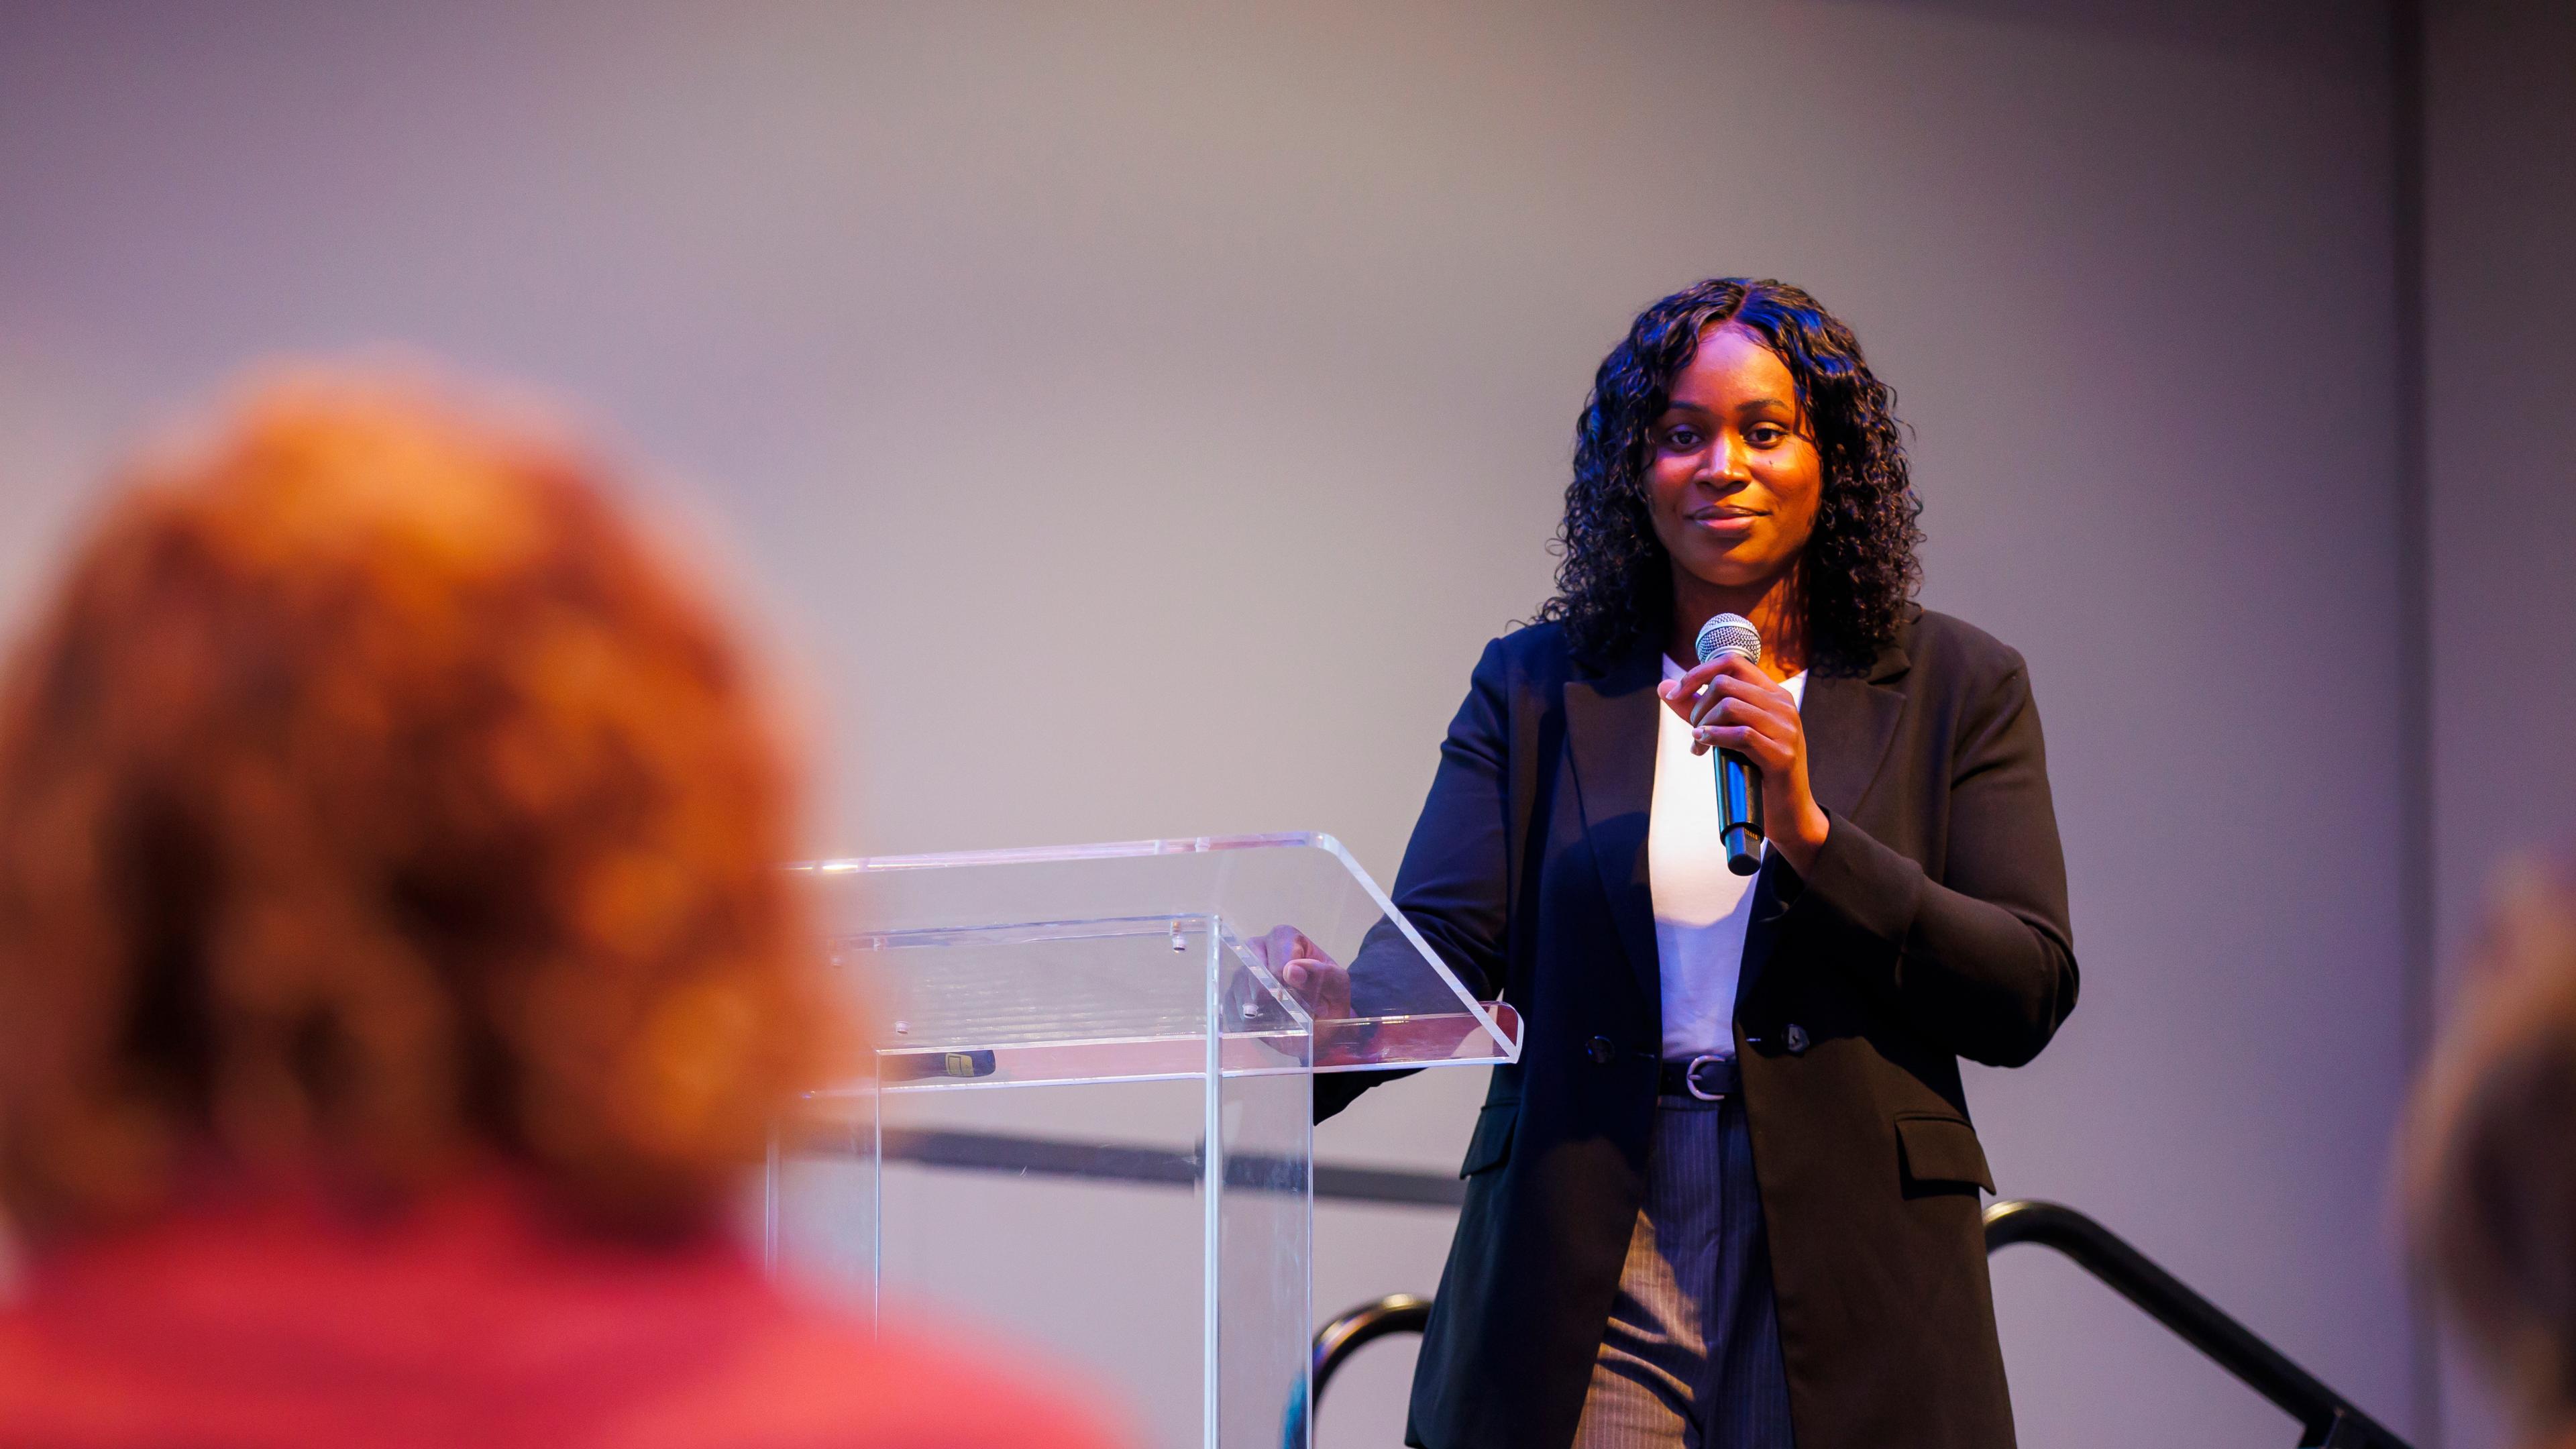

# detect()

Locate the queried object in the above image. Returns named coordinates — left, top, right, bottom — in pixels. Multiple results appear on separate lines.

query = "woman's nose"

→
left=1700, top=437, right=1754, bottom=484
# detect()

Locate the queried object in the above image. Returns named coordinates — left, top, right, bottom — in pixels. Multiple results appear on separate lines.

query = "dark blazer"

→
left=1322, top=606, right=2077, bottom=1449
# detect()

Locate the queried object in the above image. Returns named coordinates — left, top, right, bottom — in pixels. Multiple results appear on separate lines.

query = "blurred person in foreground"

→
left=2407, top=859, right=2576, bottom=1449
left=0, top=375, right=1120, bottom=1449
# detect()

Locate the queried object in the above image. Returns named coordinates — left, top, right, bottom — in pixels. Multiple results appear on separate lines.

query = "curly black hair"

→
left=1536, top=278, right=1923, bottom=672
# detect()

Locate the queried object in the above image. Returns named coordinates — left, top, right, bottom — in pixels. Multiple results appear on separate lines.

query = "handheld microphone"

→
left=1693, top=613, right=1765, bottom=875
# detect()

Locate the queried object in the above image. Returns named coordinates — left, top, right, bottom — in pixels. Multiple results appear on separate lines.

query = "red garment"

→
left=0, top=1179, right=1126, bottom=1449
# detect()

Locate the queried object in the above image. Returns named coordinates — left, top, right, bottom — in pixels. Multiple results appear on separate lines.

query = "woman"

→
left=0, top=376, right=1119, bottom=1448
left=1316, top=278, right=2078, bottom=1449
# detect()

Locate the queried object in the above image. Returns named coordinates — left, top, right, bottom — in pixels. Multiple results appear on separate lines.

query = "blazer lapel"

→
left=1801, top=644, right=1907, bottom=820
left=1562, top=641, right=1666, bottom=1016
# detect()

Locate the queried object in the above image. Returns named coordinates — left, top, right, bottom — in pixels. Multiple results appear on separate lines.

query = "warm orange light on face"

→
left=1643, top=324, right=1826, bottom=600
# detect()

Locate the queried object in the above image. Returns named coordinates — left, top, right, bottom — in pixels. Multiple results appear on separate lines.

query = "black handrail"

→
left=853, top=1131, right=2409, bottom=1444
left=1983, top=1199, right=2410, bottom=1449
left=1283, top=1294, right=1431, bottom=1449
left=1313, top=1293, right=1433, bottom=1402
left=1304, top=1199, right=2414, bottom=1449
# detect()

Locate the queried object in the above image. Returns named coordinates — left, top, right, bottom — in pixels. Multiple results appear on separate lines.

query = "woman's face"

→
left=1644, top=324, right=1824, bottom=597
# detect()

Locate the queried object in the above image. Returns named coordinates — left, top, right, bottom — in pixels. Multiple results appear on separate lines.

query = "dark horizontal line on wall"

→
left=1312, top=1163, right=1468, bottom=1208
left=778, top=1123, right=1466, bottom=1208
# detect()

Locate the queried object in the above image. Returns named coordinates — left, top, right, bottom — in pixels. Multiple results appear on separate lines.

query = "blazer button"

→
left=1585, top=1035, right=1616, bottom=1065
left=1784, top=1023, right=1810, bottom=1055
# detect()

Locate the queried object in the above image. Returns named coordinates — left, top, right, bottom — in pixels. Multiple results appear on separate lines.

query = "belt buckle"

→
left=1684, top=1053, right=1728, bottom=1102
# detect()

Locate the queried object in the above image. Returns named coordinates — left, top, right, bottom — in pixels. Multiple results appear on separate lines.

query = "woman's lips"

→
left=1690, top=511, right=1762, bottom=535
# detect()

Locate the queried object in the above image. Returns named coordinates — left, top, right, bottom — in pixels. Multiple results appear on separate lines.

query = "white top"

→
left=1651, top=653, right=1808, bottom=1061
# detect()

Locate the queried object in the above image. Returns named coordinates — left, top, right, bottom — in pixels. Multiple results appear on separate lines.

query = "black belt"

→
left=1657, top=1054, right=1739, bottom=1099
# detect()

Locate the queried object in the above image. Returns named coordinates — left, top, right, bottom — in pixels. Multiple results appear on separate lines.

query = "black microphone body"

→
left=1693, top=613, right=1766, bottom=876
left=1716, top=749, right=1764, bottom=876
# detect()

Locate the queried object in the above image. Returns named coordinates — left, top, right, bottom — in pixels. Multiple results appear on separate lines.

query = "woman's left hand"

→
left=1249, top=924, right=1353, bottom=1020
left=1658, top=654, right=1831, bottom=875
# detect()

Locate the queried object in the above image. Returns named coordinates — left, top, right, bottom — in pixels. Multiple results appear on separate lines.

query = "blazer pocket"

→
left=1894, top=1112, right=1994, bottom=1193
left=1459, top=1100, right=1519, bottom=1177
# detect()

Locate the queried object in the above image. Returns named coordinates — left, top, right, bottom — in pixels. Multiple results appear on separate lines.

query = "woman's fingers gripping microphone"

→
left=1688, top=670, right=1799, bottom=760
left=1660, top=657, right=1731, bottom=727
left=1693, top=722, right=1796, bottom=771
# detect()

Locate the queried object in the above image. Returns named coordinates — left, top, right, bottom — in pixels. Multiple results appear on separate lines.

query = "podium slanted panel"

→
left=764, top=833, right=1519, bottom=1449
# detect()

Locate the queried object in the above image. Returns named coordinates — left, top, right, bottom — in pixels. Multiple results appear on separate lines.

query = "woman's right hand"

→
left=1656, top=651, right=1831, bottom=875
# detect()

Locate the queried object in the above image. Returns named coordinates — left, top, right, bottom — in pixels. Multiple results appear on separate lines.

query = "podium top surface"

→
left=795, top=833, right=1520, bottom=1089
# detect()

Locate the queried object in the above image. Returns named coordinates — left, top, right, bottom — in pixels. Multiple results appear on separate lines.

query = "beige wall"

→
left=0, top=1, right=2426, bottom=1444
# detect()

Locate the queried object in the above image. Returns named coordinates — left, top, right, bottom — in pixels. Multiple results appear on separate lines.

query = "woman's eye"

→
left=1660, top=427, right=1701, bottom=451
left=1747, top=425, right=1784, bottom=447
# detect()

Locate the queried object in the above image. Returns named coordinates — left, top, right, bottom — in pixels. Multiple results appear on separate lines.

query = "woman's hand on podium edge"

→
left=1251, top=924, right=1353, bottom=1021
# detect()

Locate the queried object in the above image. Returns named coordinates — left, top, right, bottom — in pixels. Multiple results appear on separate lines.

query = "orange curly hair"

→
left=0, top=373, right=839, bottom=1234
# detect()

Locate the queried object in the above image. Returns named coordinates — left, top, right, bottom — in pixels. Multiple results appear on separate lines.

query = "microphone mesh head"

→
left=1695, top=613, right=1762, bottom=665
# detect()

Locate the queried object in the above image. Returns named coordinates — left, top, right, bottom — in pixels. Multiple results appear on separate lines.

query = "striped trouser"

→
left=1569, top=1092, right=1796, bottom=1449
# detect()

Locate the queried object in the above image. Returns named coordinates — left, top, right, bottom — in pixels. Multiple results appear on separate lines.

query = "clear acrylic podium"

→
left=763, top=833, right=1519, bottom=1449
